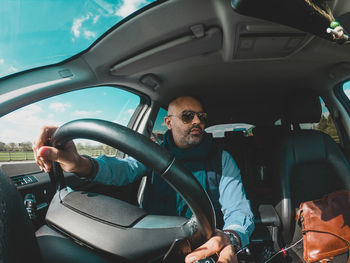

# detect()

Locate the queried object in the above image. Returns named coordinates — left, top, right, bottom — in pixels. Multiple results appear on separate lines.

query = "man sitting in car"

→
left=33, top=96, right=254, bottom=263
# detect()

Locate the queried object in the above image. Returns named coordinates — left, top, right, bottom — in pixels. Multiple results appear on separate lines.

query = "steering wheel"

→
left=45, top=119, right=216, bottom=262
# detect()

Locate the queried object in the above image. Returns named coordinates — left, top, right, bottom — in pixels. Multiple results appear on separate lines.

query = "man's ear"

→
left=164, top=116, right=172, bottom=130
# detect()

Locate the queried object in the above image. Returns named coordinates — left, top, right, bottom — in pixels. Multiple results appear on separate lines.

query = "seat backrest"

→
left=274, top=89, right=350, bottom=244
left=213, top=130, right=253, bottom=197
left=245, top=125, right=285, bottom=203
left=213, top=130, right=247, bottom=174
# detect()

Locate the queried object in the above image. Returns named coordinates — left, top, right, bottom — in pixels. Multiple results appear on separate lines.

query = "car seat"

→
left=274, top=89, right=350, bottom=247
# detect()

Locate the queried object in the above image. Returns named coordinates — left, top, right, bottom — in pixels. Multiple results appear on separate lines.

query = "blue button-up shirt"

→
left=93, top=150, right=254, bottom=247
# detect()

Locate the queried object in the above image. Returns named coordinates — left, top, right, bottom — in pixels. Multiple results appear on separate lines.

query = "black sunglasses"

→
left=168, top=110, right=208, bottom=124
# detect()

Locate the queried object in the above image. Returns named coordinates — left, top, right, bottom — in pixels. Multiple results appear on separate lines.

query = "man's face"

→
left=164, top=97, right=206, bottom=149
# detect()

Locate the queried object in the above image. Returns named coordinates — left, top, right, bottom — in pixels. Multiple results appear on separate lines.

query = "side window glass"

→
left=0, top=86, right=140, bottom=161
left=300, top=97, right=340, bottom=143
left=206, top=124, right=255, bottom=138
left=151, top=107, right=168, bottom=144
left=343, top=81, right=350, bottom=98
left=274, top=119, right=282, bottom=126
left=151, top=108, right=256, bottom=143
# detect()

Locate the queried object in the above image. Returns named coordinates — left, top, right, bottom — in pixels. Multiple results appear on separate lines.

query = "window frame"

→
left=0, top=85, right=149, bottom=155
left=333, top=81, right=350, bottom=149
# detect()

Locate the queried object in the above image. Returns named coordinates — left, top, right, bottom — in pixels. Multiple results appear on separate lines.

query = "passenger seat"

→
left=245, top=126, right=286, bottom=255
left=246, top=125, right=285, bottom=203
left=274, top=89, right=350, bottom=247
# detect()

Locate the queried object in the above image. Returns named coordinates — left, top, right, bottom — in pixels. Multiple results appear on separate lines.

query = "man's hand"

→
left=185, top=229, right=238, bottom=263
left=32, top=126, right=92, bottom=177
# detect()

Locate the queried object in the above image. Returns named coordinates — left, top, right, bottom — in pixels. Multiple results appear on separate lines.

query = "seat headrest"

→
left=253, top=125, right=284, bottom=146
left=284, top=89, right=321, bottom=123
left=224, top=130, right=245, bottom=138
left=253, top=125, right=283, bottom=137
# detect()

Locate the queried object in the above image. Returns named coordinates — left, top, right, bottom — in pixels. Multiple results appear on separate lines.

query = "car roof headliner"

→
left=2, top=0, right=350, bottom=126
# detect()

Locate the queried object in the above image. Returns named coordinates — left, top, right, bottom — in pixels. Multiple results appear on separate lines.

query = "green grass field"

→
left=0, top=152, right=35, bottom=162
left=0, top=149, right=119, bottom=162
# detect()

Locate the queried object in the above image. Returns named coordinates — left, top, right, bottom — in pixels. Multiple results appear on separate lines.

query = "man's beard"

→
left=185, top=124, right=204, bottom=145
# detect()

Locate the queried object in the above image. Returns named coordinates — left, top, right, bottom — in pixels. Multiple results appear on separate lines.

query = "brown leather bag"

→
left=296, top=190, right=350, bottom=263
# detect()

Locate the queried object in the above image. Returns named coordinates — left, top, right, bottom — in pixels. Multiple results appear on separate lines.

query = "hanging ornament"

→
left=327, top=20, right=349, bottom=44
left=304, top=0, right=349, bottom=44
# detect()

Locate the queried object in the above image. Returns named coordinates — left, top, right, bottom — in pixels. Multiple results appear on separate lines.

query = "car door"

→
left=0, top=85, right=145, bottom=229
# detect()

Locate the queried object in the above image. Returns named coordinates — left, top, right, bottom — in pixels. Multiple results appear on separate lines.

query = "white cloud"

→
left=0, top=58, right=4, bottom=64
left=71, top=14, right=91, bottom=38
left=71, top=13, right=99, bottom=40
left=94, top=0, right=115, bottom=15
left=125, top=109, right=135, bottom=115
left=49, top=102, right=71, bottom=112
left=345, top=89, right=350, bottom=98
left=0, top=104, right=59, bottom=143
left=3, top=104, right=42, bottom=123
left=8, top=66, right=17, bottom=73
left=73, top=110, right=102, bottom=116
left=115, top=0, right=147, bottom=18
left=83, top=30, right=97, bottom=39
left=113, top=107, right=135, bottom=124
left=93, top=15, right=100, bottom=24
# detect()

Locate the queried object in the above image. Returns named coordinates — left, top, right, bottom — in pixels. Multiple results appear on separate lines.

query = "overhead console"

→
left=231, top=0, right=333, bottom=41
left=233, top=23, right=311, bottom=60
left=110, top=26, right=222, bottom=76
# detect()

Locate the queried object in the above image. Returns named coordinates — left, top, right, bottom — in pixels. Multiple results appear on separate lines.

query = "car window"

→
left=274, top=119, right=282, bottom=126
left=151, top=107, right=255, bottom=144
left=343, top=81, right=350, bottom=98
left=300, top=96, right=340, bottom=143
left=151, top=107, right=168, bottom=144
left=206, top=123, right=254, bottom=138
left=0, top=86, right=140, bottom=162
left=0, top=0, right=156, bottom=78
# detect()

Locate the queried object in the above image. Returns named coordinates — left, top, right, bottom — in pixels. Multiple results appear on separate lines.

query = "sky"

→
left=0, top=87, right=140, bottom=144
left=344, top=81, right=350, bottom=98
left=0, top=0, right=155, bottom=77
left=0, top=0, right=154, bottom=144
left=1, top=0, right=350, bottom=144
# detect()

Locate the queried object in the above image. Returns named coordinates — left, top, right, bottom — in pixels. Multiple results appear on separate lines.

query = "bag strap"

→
left=303, top=229, right=350, bottom=263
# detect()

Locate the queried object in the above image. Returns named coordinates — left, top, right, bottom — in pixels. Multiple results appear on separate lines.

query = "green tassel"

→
left=330, top=20, right=340, bottom=29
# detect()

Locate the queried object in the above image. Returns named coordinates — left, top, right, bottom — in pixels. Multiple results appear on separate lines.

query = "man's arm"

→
left=33, top=126, right=95, bottom=176
left=185, top=151, right=254, bottom=263
left=33, top=126, right=148, bottom=185
left=185, top=229, right=237, bottom=263
left=219, top=150, right=255, bottom=248
left=92, top=155, right=149, bottom=186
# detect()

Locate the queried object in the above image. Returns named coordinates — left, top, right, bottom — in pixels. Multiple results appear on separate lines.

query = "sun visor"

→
left=231, top=0, right=333, bottom=41
left=110, top=27, right=222, bottom=76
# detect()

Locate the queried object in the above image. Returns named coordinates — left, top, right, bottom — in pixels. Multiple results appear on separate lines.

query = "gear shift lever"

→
left=24, top=193, right=37, bottom=220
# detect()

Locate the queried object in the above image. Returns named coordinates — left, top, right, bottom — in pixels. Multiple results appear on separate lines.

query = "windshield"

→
left=0, top=0, right=156, bottom=78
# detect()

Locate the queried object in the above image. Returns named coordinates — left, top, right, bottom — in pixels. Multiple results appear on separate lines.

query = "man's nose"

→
left=191, top=113, right=201, bottom=124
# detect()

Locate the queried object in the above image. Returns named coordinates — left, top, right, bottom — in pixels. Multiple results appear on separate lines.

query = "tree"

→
left=6, top=142, right=17, bottom=152
left=76, top=143, right=84, bottom=152
left=0, top=142, right=5, bottom=151
left=317, top=115, right=328, bottom=131
left=18, top=141, right=33, bottom=152
left=316, top=114, right=339, bottom=143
